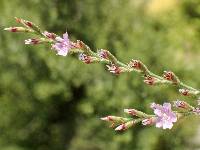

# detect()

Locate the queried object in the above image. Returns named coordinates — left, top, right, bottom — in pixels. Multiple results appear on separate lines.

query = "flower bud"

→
left=163, top=71, right=180, bottom=84
left=128, top=60, right=148, bottom=73
left=124, top=109, right=137, bottom=116
left=143, top=75, right=159, bottom=85
left=179, top=89, right=189, bottom=96
left=15, top=17, right=42, bottom=35
left=144, top=76, right=155, bottom=85
left=79, top=53, right=98, bottom=64
left=15, top=17, right=33, bottom=27
left=43, top=31, right=56, bottom=39
left=4, top=27, right=33, bottom=33
left=179, top=89, right=200, bottom=96
left=128, top=60, right=141, bottom=69
left=25, top=38, right=40, bottom=45
left=124, top=109, right=148, bottom=118
left=97, top=49, right=109, bottom=59
left=100, top=116, right=115, bottom=121
left=142, top=117, right=155, bottom=126
left=100, top=116, right=129, bottom=123
left=25, top=21, right=33, bottom=27
left=106, top=64, right=122, bottom=75
left=73, top=40, right=85, bottom=49
left=115, top=120, right=134, bottom=131
left=173, top=100, right=194, bottom=110
left=74, top=40, right=94, bottom=55
left=24, top=38, right=48, bottom=45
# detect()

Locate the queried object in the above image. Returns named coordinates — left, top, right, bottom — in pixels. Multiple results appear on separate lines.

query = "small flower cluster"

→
left=101, top=100, right=200, bottom=131
left=4, top=17, right=83, bottom=57
left=4, top=18, right=200, bottom=132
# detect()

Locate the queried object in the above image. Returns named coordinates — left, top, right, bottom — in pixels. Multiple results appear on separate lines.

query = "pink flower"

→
left=151, top=103, right=177, bottom=129
left=52, top=32, right=73, bottom=56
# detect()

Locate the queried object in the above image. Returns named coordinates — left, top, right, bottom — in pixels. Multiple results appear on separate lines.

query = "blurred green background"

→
left=0, top=0, right=200, bottom=150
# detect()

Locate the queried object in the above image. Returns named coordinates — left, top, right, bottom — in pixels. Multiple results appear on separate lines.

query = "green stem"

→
left=180, top=82, right=199, bottom=92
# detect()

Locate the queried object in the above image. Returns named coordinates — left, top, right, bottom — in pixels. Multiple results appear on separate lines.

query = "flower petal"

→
left=63, top=32, right=69, bottom=40
left=154, top=109, right=163, bottom=116
left=163, top=122, right=173, bottom=129
left=155, top=121, right=163, bottom=128
left=163, top=103, right=171, bottom=111
left=170, top=113, right=177, bottom=122
left=57, top=49, right=68, bottom=56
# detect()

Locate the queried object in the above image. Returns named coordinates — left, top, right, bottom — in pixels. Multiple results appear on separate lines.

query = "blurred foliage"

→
left=0, top=0, right=200, bottom=150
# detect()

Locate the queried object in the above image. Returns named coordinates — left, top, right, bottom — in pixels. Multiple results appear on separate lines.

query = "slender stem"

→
left=180, top=82, right=199, bottom=92
left=83, top=46, right=200, bottom=97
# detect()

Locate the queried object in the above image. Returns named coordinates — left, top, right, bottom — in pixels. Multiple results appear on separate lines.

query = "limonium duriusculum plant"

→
left=4, top=18, right=200, bottom=131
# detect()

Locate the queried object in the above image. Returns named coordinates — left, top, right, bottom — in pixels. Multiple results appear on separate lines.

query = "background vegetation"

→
left=0, top=0, right=200, bottom=150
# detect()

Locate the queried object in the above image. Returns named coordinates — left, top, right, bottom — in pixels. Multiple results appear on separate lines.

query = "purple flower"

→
left=52, top=32, right=73, bottom=56
left=151, top=102, right=177, bottom=129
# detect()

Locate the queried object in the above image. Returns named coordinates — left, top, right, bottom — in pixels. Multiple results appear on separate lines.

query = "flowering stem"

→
left=4, top=18, right=200, bottom=98
left=4, top=18, right=200, bottom=131
left=102, top=101, right=200, bottom=131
